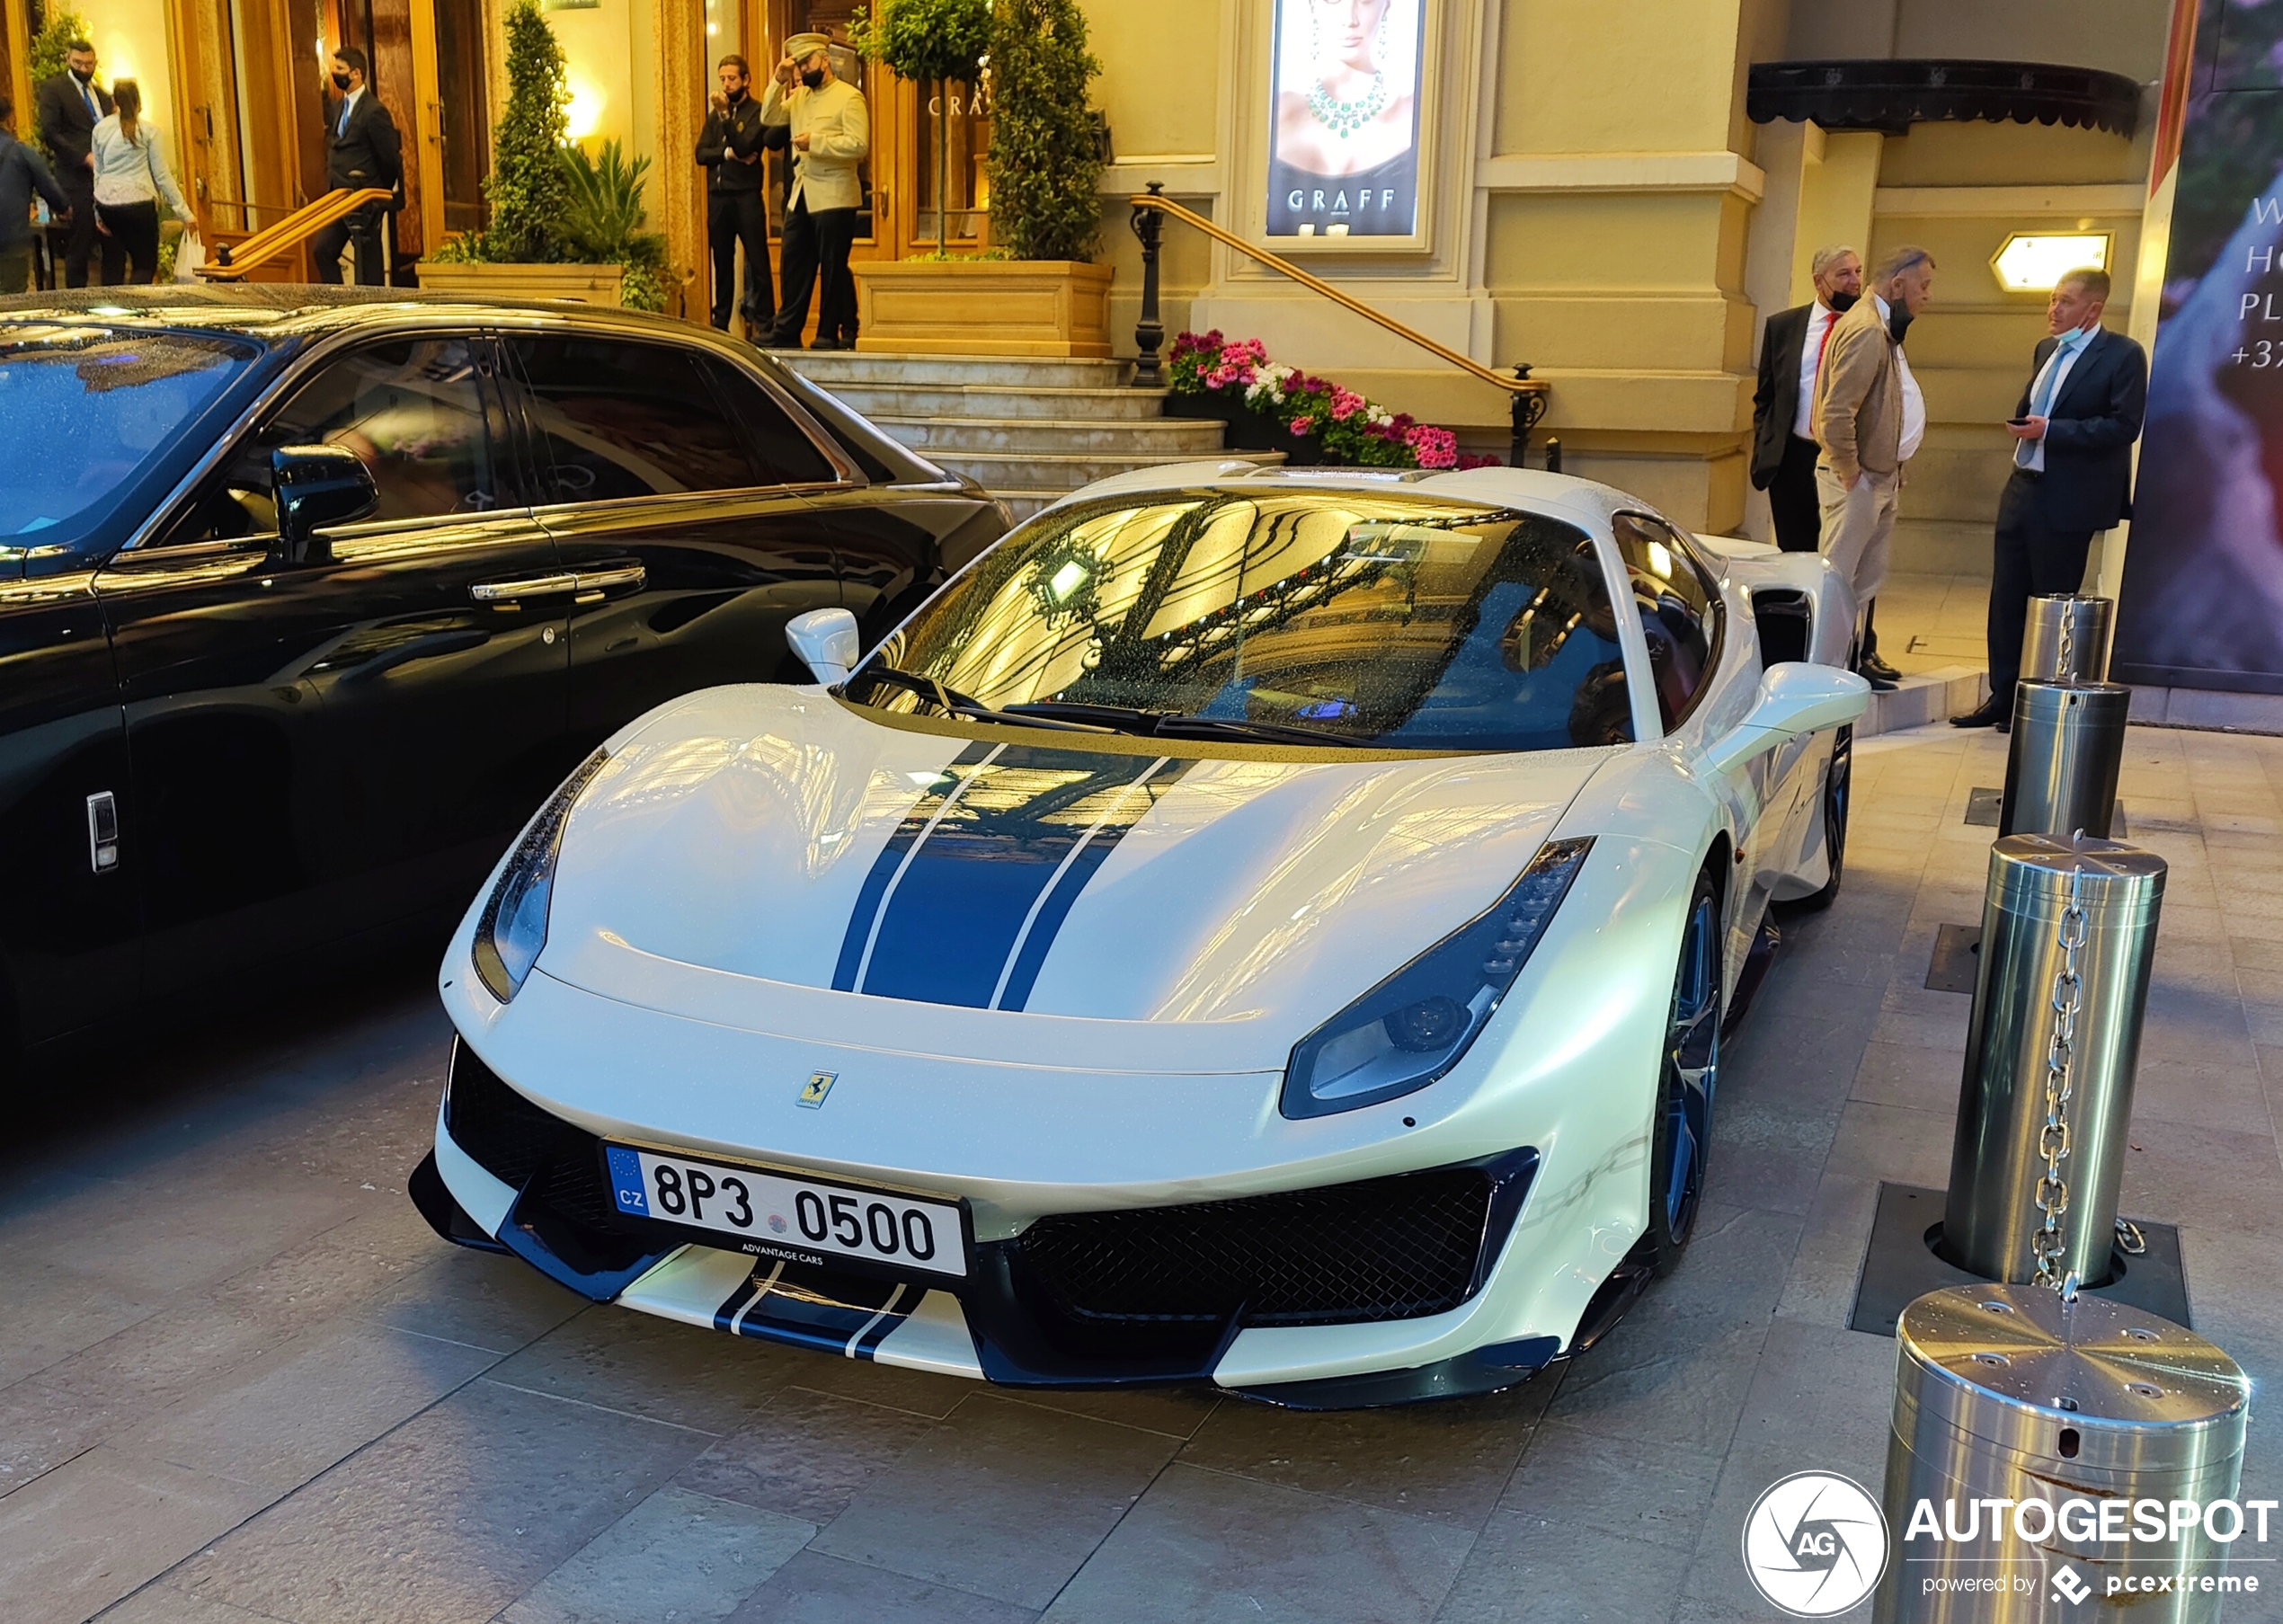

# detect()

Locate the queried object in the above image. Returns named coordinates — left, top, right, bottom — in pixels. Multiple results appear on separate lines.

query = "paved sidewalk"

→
left=1, top=723, right=2279, bottom=1624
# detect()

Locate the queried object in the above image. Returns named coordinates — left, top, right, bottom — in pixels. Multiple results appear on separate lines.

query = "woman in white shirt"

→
left=89, top=79, right=191, bottom=285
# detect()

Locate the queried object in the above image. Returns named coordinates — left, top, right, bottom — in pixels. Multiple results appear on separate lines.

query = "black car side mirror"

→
left=272, top=444, right=378, bottom=563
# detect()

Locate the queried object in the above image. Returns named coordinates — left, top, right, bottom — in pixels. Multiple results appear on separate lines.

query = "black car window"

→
left=155, top=336, right=503, bottom=548
left=508, top=335, right=772, bottom=501
left=1612, top=511, right=1724, bottom=732
left=697, top=355, right=839, bottom=486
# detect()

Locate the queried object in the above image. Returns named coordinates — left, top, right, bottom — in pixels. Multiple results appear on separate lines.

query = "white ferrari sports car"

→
left=411, top=463, right=1867, bottom=1407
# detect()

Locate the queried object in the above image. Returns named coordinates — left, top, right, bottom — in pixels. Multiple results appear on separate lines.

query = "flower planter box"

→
left=415, top=261, right=625, bottom=306
left=852, top=260, right=1112, bottom=358
left=1163, top=392, right=1329, bottom=465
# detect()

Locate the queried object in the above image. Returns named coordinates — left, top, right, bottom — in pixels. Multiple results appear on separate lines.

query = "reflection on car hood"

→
left=537, top=686, right=1612, bottom=1069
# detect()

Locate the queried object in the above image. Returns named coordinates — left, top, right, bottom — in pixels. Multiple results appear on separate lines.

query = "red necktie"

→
left=1816, top=308, right=1840, bottom=373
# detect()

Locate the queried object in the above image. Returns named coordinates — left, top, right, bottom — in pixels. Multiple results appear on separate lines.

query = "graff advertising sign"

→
left=2118, top=0, right=2283, bottom=692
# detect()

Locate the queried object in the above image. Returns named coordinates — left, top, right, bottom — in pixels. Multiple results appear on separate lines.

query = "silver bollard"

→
left=1943, top=836, right=2163, bottom=1286
left=2000, top=681, right=2129, bottom=840
left=2021, top=594, right=2114, bottom=684
left=1877, top=1285, right=2248, bottom=1623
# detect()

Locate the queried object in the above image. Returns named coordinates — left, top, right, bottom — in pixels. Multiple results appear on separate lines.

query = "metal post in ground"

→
left=2000, top=682, right=2129, bottom=840
left=1876, top=1284, right=2248, bottom=1622
left=2021, top=594, right=2114, bottom=684
left=1941, top=835, right=2163, bottom=1288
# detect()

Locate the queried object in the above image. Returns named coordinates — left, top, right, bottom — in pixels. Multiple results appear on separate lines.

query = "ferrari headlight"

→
left=472, top=748, right=610, bottom=1004
left=1280, top=838, right=1595, bottom=1120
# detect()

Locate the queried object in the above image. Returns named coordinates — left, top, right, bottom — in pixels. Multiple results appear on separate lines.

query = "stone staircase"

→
left=779, top=351, right=1279, bottom=519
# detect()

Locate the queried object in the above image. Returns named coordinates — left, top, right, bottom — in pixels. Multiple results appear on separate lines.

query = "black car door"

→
left=498, top=329, right=843, bottom=747
left=95, top=332, right=573, bottom=998
left=0, top=562, right=143, bottom=1052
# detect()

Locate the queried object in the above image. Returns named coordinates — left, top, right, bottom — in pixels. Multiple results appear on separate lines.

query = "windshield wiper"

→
left=848, top=666, right=1114, bottom=732
left=1006, top=702, right=1372, bottom=749
left=1148, top=715, right=1374, bottom=749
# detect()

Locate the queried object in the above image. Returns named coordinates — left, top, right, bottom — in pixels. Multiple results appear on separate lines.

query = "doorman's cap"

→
left=786, top=32, right=831, bottom=60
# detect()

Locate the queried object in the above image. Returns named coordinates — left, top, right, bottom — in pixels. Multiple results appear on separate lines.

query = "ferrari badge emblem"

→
left=797, top=1070, right=837, bottom=1108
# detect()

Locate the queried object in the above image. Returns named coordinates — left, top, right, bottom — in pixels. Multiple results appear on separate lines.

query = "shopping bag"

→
left=173, top=225, right=205, bottom=282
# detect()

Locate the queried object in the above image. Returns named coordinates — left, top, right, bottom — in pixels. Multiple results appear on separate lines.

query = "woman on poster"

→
left=1267, top=0, right=1421, bottom=236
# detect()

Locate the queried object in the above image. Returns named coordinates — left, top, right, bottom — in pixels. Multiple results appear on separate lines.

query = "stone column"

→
left=651, top=0, right=706, bottom=320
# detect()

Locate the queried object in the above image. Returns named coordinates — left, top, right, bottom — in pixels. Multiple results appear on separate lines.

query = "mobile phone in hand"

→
left=2005, top=417, right=2030, bottom=428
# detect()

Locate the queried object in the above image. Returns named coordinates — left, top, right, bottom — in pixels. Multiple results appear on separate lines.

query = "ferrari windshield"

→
left=857, top=489, right=1635, bottom=752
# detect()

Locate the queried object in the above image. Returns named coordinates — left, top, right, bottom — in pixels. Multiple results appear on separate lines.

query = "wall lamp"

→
left=1992, top=232, right=2113, bottom=294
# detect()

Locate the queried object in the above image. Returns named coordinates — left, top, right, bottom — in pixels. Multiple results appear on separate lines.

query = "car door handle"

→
left=470, top=572, right=580, bottom=603
left=573, top=562, right=646, bottom=601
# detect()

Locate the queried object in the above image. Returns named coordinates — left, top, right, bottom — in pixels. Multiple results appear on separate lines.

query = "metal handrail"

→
left=195, top=187, right=394, bottom=280
left=1127, top=182, right=1553, bottom=467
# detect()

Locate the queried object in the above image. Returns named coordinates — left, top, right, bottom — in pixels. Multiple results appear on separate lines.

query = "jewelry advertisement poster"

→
left=1266, top=0, right=1426, bottom=237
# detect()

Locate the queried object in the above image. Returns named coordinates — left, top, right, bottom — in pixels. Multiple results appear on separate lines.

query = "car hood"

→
left=535, top=687, right=1612, bottom=1073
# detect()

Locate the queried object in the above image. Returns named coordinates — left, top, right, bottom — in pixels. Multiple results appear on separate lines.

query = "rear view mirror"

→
left=1700, top=661, right=1870, bottom=778
left=786, top=606, right=861, bottom=686
left=272, top=444, right=377, bottom=562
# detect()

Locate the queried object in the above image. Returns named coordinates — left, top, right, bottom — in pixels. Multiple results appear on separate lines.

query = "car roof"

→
left=0, top=284, right=722, bottom=345
left=1039, top=459, right=1654, bottom=537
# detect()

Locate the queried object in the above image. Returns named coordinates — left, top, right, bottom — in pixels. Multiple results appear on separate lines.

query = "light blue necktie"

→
left=337, top=98, right=351, bottom=138
left=82, top=80, right=98, bottom=120
left=2017, top=331, right=2087, bottom=469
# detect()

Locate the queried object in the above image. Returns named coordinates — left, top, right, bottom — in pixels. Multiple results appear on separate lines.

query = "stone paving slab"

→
left=0, top=724, right=2277, bottom=1622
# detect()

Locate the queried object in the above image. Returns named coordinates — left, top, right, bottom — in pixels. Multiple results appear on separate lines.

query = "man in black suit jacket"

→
left=1952, top=267, right=2147, bottom=728
left=1753, top=245, right=1862, bottom=553
left=312, top=46, right=402, bottom=286
left=33, top=39, right=109, bottom=288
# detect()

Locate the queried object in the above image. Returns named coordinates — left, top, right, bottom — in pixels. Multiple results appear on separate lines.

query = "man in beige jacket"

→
left=1813, top=244, right=1936, bottom=687
left=763, top=32, right=869, bottom=349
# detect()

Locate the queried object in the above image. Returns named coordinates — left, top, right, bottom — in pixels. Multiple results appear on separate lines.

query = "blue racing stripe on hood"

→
left=836, top=744, right=1191, bottom=1008
left=831, top=741, right=999, bottom=992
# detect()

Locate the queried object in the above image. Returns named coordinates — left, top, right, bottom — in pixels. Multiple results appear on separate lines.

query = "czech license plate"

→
left=603, top=1144, right=966, bottom=1281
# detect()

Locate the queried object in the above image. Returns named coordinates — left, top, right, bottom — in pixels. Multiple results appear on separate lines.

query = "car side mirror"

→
left=1699, top=661, right=1871, bottom=778
left=786, top=606, right=861, bottom=686
left=271, top=444, right=377, bottom=563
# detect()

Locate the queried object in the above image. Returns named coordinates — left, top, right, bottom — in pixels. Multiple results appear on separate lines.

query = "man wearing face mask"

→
left=1752, top=245, right=1862, bottom=555
left=34, top=40, right=108, bottom=288
left=761, top=32, right=869, bottom=350
left=313, top=46, right=402, bottom=286
left=697, top=54, right=778, bottom=336
left=1814, top=244, right=1937, bottom=690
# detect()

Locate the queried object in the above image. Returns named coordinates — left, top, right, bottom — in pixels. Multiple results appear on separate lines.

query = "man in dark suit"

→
left=1754, top=245, right=1862, bottom=552
left=1952, top=266, right=2147, bottom=728
left=312, top=46, right=402, bottom=286
left=33, top=39, right=109, bottom=288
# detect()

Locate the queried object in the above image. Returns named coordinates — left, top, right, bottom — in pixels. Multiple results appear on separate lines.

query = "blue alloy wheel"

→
left=1648, top=873, right=1722, bottom=1273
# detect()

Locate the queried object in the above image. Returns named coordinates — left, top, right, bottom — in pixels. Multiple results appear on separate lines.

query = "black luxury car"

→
left=0, top=286, right=1006, bottom=1076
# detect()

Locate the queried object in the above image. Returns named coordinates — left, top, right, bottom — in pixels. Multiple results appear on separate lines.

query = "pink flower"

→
left=1291, top=417, right=1317, bottom=436
left=1330, top=387, right=1365, bottom=422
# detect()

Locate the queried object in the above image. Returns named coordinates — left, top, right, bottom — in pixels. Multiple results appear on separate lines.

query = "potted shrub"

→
left=848, top=0, right=990, bottom=260
left=850, top=0, right=1112, bottom=356
left=418, top=0, right=649, bottom=306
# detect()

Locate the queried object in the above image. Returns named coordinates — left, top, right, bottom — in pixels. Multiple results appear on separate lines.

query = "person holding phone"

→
left=1950, top=267, right=2147, bottom=729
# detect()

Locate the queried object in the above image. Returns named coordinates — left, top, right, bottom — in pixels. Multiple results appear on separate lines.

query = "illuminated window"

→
left=1992, top=233, right=2113, bottom=294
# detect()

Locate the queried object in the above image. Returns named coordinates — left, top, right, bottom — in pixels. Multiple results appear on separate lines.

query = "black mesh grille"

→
left=447, top=1042, right=592, bottom=1190
left=1015, top=1166, right=1496, bottom=1328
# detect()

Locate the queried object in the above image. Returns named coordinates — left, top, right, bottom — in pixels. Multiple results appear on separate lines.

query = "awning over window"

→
left=1746, top=59, right=2141, bottom=138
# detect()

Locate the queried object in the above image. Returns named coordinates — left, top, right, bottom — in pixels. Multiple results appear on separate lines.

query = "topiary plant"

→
left=480, top=0, right=571, bottom=262
left=851, top=0, right=990, bottom=257
left=985, top=0, right=1103, bottom=262
left=559, top=139, right=669, bottom=311
left=31, top=9, right=93, bottom=85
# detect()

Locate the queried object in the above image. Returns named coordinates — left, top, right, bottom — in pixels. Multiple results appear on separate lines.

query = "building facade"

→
left=1, top=0, right=2172, bottom=562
